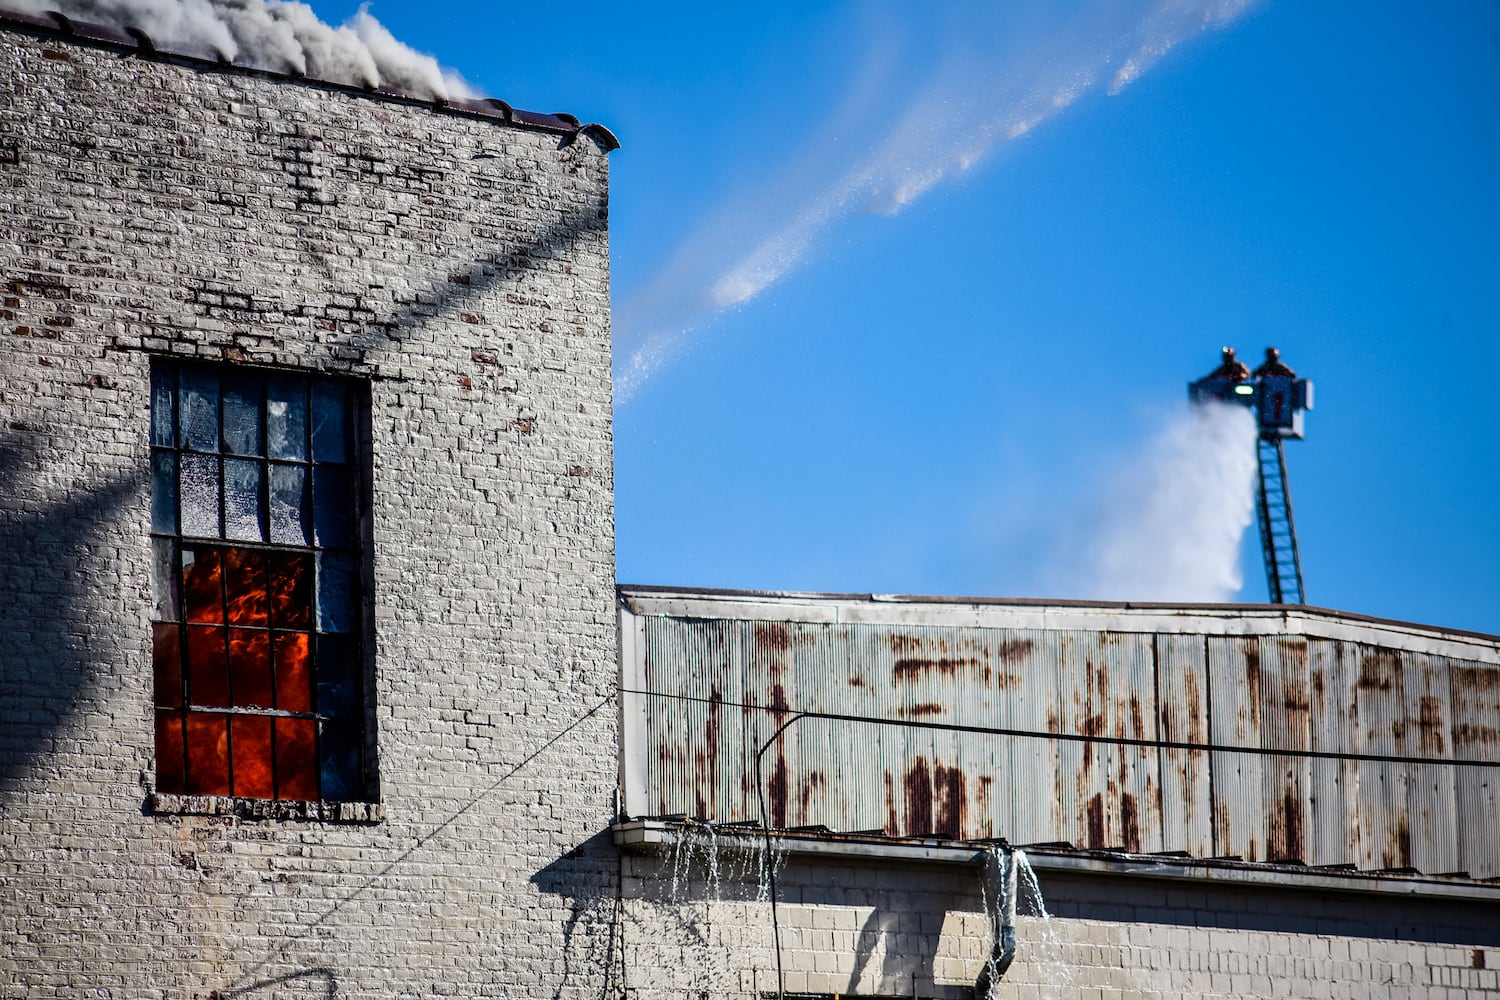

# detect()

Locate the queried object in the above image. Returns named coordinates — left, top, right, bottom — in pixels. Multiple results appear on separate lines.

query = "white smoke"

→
left=613, top=0, right=1261, bottom=401
left=1048, top=401, right=1259, bottom=602
left=12, top=0, right=474, bottom=101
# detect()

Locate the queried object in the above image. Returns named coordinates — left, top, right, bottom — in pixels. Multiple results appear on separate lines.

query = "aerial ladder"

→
left=1189, top=347, right=1313, bottom=605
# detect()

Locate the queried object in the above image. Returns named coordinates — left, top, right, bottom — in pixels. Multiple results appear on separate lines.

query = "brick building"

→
left=0, top=11, right=619, bottom=998
left=2, top=9, right=1499, bottom=1000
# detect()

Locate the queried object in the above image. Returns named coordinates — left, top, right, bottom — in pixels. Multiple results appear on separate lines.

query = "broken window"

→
left=150, top=361, right=369, bottom=802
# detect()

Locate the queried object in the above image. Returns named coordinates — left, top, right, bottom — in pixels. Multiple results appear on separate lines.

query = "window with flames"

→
left=150, top=362, right=368, bottom=802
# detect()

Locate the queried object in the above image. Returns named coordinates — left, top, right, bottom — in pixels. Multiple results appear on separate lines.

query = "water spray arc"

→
left=1190, top=347, right=1313, bottom=604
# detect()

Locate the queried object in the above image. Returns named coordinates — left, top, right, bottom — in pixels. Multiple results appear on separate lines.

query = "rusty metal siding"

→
left=1451, top=662, right=1500, bottom=877
left=628, top=607, right=1500, bottom=878
left=1155, top=633, right=1212, bottom=856
left=1207, top=638, right=1264, bottom=860
left=1307, top=639, right=1360, bottom=867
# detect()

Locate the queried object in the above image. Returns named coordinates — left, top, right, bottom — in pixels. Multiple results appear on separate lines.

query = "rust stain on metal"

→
left=1269, top=786, right=1304, bottom=862
left=848, top=675, right=865, bottom=687
left=890, top=633, right=923, bottom=653
left=766, top=680, right=791, bottom=827
left=1284, top=683, right=1310, bottom=714
left=768, top=754, right=788, bottom=829
left=1383, top=813, right=1413, bottom=869
left=884, top=771, right=899, bottom=836
left=799, top=771, right=823, bottom=820
left=1185, top=668, right=1205, bottom=744
left=756, top=623, right=791, bottom=652
left=1244, top=641, right=1263, bottom=732
left=1214, top=802, right=1232, bottom=857
left=1130, top=696, right=1145, bottom=739
left=1455, top=723, right=1500, bottom=745
left=1454, top=665, right=1500, bottom=692
left=899, top=703, right=945, bottom=718
left=705, top=685, right=721, bottom=753
left=1418, top=696, right=1446, bottom=755
left=1359, top=650, right=1400, bottom=691
left=892, top=656, right=982, bottom=681
left=904, top=757, right=934, bottom=836
left=995, top=638, right=1035, bottom=663
left=1121, top=793, right=1141, bottom=853
left=934, top=763, right=966, bottom=839
left=1086, top=794, right=1105, bottom=849
left=770, top=683, right=789, bottom=716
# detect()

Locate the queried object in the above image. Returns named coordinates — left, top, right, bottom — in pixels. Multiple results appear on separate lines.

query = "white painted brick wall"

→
left=0, top=22, right=618, bottom=1000
left=619, top=850, right=1500, bottom=998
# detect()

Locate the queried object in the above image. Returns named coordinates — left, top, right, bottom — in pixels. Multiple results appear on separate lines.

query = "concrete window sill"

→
left=147, top=792, right=386, bottom=824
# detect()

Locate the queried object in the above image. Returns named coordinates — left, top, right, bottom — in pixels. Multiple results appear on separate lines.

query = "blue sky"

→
left=308, top=0, right=1498, bottom=634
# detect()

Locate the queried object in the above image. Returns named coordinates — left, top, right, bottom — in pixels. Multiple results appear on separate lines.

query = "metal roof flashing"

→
left=0, top=8, right=619, bottom=151
left=612, top=820, right=1500, bottom=903
left=616, top=586, right=1500, bottom=658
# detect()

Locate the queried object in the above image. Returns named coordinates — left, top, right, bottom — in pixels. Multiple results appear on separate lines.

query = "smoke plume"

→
left=1047, top=401, right=1259, bottom=602
left=11, top=0, right=474, bottom=101
left=614, top=0, right=1258, bottom=401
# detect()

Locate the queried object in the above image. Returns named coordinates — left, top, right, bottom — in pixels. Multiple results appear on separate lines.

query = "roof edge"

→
left=0, top=8, right=619, bottom=151
left=616, top=583, right=1500, bottom=646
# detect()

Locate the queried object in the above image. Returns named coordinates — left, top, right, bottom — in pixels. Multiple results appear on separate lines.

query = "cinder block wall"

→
left=0, top=22, right=618, bottom=999
left=621, top=849, right=1500, bottom=998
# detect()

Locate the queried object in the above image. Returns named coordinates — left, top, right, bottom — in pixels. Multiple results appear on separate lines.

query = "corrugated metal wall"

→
left=626, top=612, right=1500, bottom=877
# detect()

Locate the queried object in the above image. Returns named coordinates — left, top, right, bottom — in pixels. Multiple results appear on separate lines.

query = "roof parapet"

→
left=0, top=6, right=619, bottom=150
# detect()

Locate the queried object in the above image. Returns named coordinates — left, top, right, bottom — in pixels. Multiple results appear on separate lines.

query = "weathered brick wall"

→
left=621, top=846, right=1500, bottom=998
left=0, top=21, right=617, bottom=999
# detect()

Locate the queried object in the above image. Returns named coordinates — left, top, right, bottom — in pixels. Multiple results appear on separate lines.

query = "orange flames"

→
left=156, top=543, right=319, bottom=800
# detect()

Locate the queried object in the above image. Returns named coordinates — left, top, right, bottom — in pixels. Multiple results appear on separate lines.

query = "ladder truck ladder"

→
left=1255, top=435, right=1305, bottom=605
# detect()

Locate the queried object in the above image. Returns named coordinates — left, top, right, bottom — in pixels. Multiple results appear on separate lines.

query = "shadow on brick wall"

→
left=212, top=968, right=336, bottom=1000
left=532, top=828, right=626, bottom=999
left=0, top=431, right=144, bottom=791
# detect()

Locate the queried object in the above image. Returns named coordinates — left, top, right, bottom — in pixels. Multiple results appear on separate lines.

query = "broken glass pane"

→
left=222, top=372, right=263, bottom=456
left=222, top=547, right=269, bottom=626
left=269, top=463, right=309, bottom=545
left=318, top=720, right=361, bottom=802
left=150, top=367, right=175, bottom=448
left=223, top=458, right=266, bottom=543
left=312, top=466, right=355, bottom=548
left=275, top=717, right=318, bottom=801
left=179, top=453, right=220, bottom=538
left=311, top=381, right=350, bottom=463
left=230, top=715, right=274, bottom=800
left=179, top=367, right=220, bottom=452
left=186, top=624, right=230, bottom=708
left=181, top=547, right=224, bottom=624
left=185, top=712, right=230, bottom=796
left=316, top=552, right=357, bottom=633
left=152, top=537, right=179, bottom=621
left=267, top=552, right=312, bottom=630
left=151, top=451, right=178, bottom=534
left=267, top=376, right=307, bottom=461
